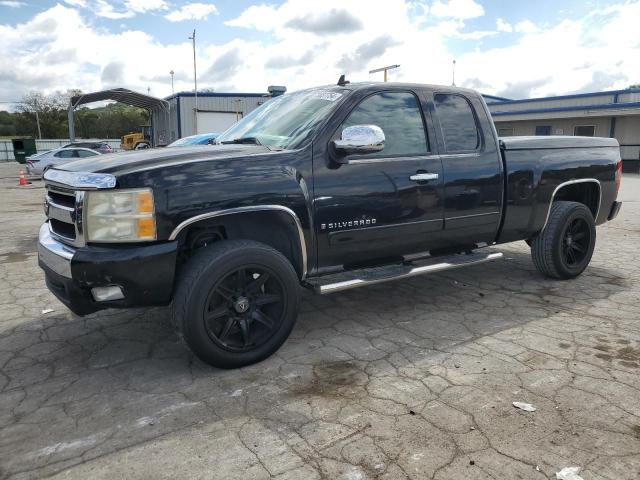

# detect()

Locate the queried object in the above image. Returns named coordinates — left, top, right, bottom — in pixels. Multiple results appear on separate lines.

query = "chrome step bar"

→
left=309, top=251, right=503, bottom=295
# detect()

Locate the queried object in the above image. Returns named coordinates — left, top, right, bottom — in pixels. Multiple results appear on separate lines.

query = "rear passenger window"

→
left=434, top=94, right=480, bottom=152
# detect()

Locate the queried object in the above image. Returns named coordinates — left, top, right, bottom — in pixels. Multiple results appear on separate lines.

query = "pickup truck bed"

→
left=498, top=135, right=620, bottom=243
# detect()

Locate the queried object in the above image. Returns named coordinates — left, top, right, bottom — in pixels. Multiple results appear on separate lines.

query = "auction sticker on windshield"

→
left=311, top=91, right=343, bottom=101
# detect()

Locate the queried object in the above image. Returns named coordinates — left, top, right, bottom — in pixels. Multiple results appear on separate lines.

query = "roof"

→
left=485, top=87, right=640, bottom=106
left=70, top=88, right=169, bottom=110
left=490, top=101, right=640, bottom=117
left=165, top=91, right=269, bottom=101
left=482, top=94, right=513, bottom=102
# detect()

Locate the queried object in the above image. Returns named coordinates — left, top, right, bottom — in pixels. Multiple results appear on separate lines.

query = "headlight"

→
left=85, top=188, right=156, bottom=242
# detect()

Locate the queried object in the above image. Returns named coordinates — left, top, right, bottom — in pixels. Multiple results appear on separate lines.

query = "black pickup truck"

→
left=39, top=82, right=623, bottom=368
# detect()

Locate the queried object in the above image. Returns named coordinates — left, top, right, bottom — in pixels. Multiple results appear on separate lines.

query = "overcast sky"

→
left=0, top=0, right=639, bottom=110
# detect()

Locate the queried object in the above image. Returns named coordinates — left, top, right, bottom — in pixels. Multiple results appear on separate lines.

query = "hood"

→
left=57, top=144, right=272, bottom=174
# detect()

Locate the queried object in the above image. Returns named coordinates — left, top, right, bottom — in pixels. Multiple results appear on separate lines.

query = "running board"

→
left=307, top=251, right=503, bottom=295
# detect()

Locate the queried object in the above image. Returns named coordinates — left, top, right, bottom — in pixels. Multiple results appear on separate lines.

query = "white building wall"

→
left=488, top=93, right=617, bottom=114
left=615, top=117, right=640, bottom=163
left=151, top=93, right=269, bottom=146
left=494, top=117, right=612, bottom=137
left=178, top=95, right=267, bottom=138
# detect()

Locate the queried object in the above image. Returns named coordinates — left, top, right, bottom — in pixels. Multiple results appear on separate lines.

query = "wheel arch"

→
left=541, top=179, right=601, bottom=232
left=170, top=206, right=308, bottom=279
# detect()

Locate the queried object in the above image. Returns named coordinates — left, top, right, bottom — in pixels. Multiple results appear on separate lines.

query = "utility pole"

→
left=169, top=70, right=175, bottom=95
left=369, top=64, right=400, bottom=82
left=35, top=109, right=42, bottom=139
left=189, top=29, right=198, bottom=133
left=451, top=59, right=456, bottom=87
left=33, top=97, right=42, bottom=139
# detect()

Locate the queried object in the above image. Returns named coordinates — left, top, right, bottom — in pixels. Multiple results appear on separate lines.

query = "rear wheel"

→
left=530, top=201, right=596, bottom=279
left=172, top=240, right=300, bottom=368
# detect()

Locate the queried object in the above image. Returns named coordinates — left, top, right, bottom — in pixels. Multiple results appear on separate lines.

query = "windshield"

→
left=215, top=87, right=349, bottom=149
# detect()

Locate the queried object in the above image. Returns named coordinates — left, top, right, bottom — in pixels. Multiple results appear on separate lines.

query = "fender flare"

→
left=540, top=179, right=602, bottom=232
left=168, top=205, right=308, bottom=278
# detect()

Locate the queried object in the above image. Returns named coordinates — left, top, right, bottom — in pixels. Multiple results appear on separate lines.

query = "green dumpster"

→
left=12, top=138, right=37, bottom=164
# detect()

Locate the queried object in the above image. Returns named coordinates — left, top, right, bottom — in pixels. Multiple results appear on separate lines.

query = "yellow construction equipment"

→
left=120, top=125, right=152, bottom=150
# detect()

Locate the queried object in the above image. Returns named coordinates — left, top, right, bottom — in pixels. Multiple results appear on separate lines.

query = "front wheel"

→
left=172, top=240, right=300, bottom=368
left=530, top=201, right=596, bottom=279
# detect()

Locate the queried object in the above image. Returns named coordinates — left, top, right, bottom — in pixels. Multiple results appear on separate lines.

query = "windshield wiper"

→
left=220, top=136, right=264, bottom=147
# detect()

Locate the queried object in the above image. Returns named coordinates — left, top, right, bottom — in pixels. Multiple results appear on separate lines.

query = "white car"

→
left=25, top=147, right=101, bottom=177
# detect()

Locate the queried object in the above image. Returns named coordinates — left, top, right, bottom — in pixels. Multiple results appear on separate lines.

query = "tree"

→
left=17, top=91, right=69, bottom=138
left=2, top=91, right=149, bottom=140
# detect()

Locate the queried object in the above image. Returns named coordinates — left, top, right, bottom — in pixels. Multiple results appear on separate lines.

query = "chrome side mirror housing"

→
left=333, top=125, right=385, bottom=157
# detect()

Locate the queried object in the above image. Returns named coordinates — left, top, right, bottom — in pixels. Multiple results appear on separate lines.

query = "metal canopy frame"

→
left=67, top=88, right=170, bottom=143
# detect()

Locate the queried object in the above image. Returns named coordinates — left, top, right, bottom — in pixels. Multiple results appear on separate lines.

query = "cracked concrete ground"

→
left=1, top=162, right=639, bottom=479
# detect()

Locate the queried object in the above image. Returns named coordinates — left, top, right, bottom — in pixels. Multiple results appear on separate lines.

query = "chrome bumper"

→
left=38, top=223, right=75, bottom=278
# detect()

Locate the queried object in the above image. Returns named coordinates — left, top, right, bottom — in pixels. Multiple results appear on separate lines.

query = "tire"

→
left=530, top=201, right=596, bottom=279
left=172, top=240, right=300, bottom=369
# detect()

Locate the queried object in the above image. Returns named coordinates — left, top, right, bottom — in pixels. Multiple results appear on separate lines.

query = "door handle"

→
left=409, top=173, right=438, bottom=181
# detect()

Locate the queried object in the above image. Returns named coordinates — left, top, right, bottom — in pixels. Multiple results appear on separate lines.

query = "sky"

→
left=0, top=0, right=639, bottom=110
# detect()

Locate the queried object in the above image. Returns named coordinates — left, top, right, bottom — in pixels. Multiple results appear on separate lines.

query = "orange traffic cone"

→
left=18, top=170, right=29, bottom=186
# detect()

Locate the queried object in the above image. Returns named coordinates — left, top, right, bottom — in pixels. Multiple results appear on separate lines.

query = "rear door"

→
left=430, top=92, right=503, bottom=245
left=313, top=89, right=444, bottom=269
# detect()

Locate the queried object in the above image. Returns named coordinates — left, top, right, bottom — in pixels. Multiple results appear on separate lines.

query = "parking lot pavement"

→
left=0, top=162, right=639, bottom=480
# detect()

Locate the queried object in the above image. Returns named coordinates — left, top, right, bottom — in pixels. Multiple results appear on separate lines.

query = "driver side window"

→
left=342, top=91, right=428, bottom=156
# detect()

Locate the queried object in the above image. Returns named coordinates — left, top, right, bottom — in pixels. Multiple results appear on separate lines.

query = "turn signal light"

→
left=615, top=160, right=622, bottom=195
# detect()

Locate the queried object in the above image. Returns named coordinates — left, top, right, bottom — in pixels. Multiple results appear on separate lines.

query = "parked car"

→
left=166, top=132, right=219, bottom=147
left=61, top=141, right=113, bottom=154
left=26, top=147, right=101, bottom=176
left=38, top=81, right=622, bottom=369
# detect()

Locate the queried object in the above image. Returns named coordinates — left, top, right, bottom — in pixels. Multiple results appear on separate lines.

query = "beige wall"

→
left=494, top=116, right=612, bottom=137
left=494, top=115, right=640, bottom=161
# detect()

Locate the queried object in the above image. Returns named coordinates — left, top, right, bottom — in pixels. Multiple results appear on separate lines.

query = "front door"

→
left=313, top=90, right=444, bottom=270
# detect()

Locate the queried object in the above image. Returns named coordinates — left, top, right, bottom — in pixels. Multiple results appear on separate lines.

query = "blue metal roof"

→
left=482, top=94, right=512, bottom=102
left=485, top=88, right=640, bottom=106
left=491, top=101, right=640, bottom=117
left=164, top=91, right=269, bottom=101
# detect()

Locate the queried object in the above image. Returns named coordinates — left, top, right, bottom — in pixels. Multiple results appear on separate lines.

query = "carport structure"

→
left=67, top=88, right=170, bottom=146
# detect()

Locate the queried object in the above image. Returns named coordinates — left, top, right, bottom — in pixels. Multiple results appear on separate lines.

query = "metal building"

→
left=485, top=88, right=640, bottom=171
left=151, top=86, right=286, bottom=146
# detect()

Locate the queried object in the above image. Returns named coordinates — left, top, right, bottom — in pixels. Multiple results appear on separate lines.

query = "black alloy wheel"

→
left=172, top=239, right=300, bottom=369
left=203, top=266, right=286, bottom=352
left=530, top=201, right=596, bottom=279
left=561, top=217, right=591, bottom=267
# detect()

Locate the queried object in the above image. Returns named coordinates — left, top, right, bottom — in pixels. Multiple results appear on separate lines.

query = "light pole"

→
left=369, top=64, right=400, bottom=82
left=188, top=29, right=198, bottom=133
left=169, top=70, right=175, bottom=95
left=451, top=59, right=456, bottom=87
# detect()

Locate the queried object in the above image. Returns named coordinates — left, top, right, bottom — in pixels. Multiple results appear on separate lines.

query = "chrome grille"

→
left=44, top=184, right=85, bottom=247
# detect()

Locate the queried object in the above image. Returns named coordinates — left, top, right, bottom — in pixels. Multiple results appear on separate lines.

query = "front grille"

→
left=45, top=185, right=85, bottom=247
left=48, top=190, right=75, bottom=209
left=50, top=219, right=76, bottom=240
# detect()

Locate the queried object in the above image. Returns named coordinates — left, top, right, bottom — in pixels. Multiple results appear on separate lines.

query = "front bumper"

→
left=38, top=223, right=178, bottom=315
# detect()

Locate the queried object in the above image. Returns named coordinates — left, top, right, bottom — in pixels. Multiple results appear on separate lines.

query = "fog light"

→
left=91, top=286, right=125, bottom=302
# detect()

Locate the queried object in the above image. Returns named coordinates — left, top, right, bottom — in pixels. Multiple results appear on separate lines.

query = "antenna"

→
left=337, top=74, right=350, bottom=86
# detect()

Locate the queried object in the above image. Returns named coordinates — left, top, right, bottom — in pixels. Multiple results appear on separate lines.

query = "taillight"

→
left=615, top=160, right=622, bottom=196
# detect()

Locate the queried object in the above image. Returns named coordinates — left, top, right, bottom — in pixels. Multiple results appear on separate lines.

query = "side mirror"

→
left=333, top=125, right=385, bottom=157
